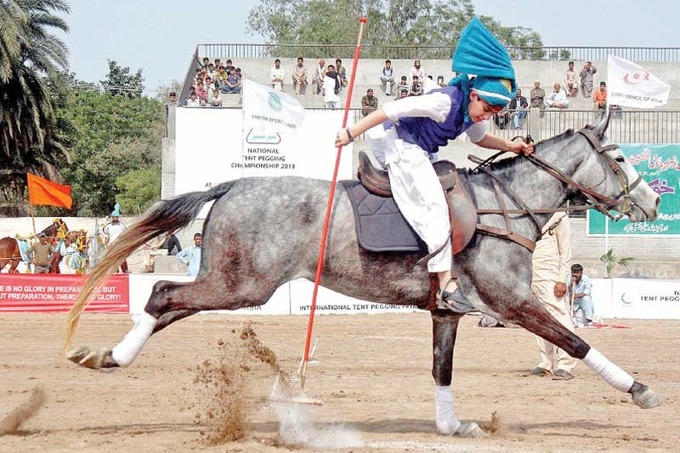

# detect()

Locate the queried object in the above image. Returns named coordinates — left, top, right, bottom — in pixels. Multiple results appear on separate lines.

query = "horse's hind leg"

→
left=68, top=275, right=283, bottom=371
left=431, top=310, right=485, bottom=438
left=508, top=300, right=662, bottom=409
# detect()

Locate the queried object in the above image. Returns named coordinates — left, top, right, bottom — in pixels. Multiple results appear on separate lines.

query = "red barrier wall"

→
left=0, top=274, right=129, bottom=313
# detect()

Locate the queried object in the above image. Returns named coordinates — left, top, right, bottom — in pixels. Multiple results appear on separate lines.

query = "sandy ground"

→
left=0, top=312, right=678, bottom=452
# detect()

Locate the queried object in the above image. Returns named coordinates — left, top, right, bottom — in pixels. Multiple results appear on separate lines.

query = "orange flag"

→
left=26, top=173, right=73, bottom=209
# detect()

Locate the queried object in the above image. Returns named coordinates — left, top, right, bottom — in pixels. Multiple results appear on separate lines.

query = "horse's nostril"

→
left=656, top=197, right=661, bottom=207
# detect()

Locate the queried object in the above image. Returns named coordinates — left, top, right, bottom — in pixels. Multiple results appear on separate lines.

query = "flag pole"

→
left=300, top=16, right=367, bottom=389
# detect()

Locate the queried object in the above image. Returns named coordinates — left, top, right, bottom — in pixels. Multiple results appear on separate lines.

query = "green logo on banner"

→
left=268, top=92, right=282, bottom=112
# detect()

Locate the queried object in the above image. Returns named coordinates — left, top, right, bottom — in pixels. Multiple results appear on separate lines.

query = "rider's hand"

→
left=508, top=139, right=534, bottom=156
left=334, top=128, right=352, bottom=147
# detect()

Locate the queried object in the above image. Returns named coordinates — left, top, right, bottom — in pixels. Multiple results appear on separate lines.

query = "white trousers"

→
left=368, top=126, right=452, bottom=272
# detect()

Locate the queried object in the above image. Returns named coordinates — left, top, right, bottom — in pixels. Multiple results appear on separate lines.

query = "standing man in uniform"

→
left=530, top=212, right=577, bottom=381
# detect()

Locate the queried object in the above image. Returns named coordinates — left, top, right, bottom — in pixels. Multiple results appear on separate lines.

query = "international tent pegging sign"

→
left=588, top=144, right=680, bottom=236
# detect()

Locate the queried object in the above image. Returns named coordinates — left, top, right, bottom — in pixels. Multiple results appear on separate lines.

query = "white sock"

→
left=435, top=385, right=461, bottom=435
left=111, top=312, right=157, bottom=367
left=582, top=348, right=634, bottom=392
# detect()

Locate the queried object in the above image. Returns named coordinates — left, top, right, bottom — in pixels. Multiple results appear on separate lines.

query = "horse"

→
left=65, top=116, right=661, bottom=437
left=0, top=219, right=69, bottom=273
left=0, top=237, right=22, bottom=273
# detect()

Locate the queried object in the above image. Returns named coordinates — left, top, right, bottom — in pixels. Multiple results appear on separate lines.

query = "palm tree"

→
left=0, top=0, right=70, bottom=214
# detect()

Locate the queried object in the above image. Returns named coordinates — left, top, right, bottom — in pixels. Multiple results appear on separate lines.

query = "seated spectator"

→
left=361, top=88, right=378, bottom=117
left=292, top=57, right=308, bottom=95
left=214, top=58, right=222, bottom=70
left=186, top=91, right=201, bottom=107
left=205, top=76, right=217, bottom=99
left=225, top=59, right=234, bottom=72
left=570, top=264, right=593, bottom=327
left=215, top=65, right=229, bottom=84
left=207, top=63, right=215, bottom=78
left=270, top=58, right=285, bottom=91
left=210, top=90, right=222, bottom=107
left=312, top=59, right=326, bottom=95
left=380, top=59, right=395, bottom=96
left=409, top=75, right=422, bottom=96
left=508, top=88, right=529, bottom=129
left=201, top=56, right=210, bottom=69
left=437, top=75, right=446, bottom=88
left=530, top=80, right=546, bottom=118
left=398, top=88, right=409, bottom=99
left=545, top=83, right=569, bottom=109
left=195, top=80, right=208, bottom=103
left=396, top=75, right=409, bottom=95
left=564, top=61, right=578, bottom=98
left=335, top=58, right=348, bottom=89
left=223, top=67, right=242, bottom=94
left=409, top=59, right=425, bottom=83
left=593, top=81, right=607, bottom=110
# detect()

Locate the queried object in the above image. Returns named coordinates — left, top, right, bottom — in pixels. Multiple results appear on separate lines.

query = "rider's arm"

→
left=336, top=92, right=451, bottom=146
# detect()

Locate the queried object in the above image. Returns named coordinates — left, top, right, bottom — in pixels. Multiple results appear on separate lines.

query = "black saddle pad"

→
left=342, top=180, right=426, bottom=252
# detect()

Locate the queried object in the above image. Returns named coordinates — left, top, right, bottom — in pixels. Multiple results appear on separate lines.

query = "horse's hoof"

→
left=67, top=346, right=118, bottom=370
left=631, top=385, right=663, bottom=409
left=455, top=421, right=486, bottom=438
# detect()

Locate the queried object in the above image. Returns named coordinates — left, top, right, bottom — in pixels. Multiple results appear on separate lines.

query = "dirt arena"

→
left=0, top=312, right=678, bottom=452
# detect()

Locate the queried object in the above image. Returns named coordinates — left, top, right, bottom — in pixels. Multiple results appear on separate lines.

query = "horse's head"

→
left=566, top=114, right=660, bottom=223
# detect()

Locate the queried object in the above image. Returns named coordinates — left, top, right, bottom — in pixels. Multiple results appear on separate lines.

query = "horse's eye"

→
left=614, top=156, right=625, bottom=163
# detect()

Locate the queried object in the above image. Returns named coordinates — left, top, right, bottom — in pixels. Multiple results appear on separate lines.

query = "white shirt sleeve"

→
left=382, top=92, right=451, bottom=123
left=464, top=121, right=488, bottom=143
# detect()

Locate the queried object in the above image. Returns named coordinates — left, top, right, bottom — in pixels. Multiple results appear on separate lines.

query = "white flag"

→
left=242, top=79, right=305, bottom=134
left=607, top=55, right=670, bottom=109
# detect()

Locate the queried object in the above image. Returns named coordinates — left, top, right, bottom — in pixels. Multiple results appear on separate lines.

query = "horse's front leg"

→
left=431, top=310, right=485, bottom=438
left=505, top=299, right=662, bottom=409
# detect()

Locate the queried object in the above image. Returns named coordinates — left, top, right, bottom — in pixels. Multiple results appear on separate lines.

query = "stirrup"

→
left=437, top=287, right=474, bottom=314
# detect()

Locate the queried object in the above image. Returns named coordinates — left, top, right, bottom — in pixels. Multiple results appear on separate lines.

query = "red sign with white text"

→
left=0, top=274, right=129, bottom=313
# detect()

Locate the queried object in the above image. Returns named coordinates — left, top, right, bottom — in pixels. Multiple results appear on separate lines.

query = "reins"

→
left=468, top=128, right=638, bottom=251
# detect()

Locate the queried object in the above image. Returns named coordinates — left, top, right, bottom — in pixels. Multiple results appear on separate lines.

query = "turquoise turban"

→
left=451, top=17, right=517, bottom=106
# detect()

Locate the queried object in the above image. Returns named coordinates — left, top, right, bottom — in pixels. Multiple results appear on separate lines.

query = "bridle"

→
left=526, top=128, right=646, bottom=222
left=468, top=127, right=649, bottom=250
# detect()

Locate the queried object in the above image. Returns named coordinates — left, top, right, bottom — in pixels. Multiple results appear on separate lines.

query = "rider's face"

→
left=468, top=92, right=502, bottom=122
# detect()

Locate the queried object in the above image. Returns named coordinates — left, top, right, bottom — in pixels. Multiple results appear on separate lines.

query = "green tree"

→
left=57, top=73, right=163, bottom=216
left=247, top=0, right=542, bottom=59
left=115, top=167, right=161, bottom=215
left=101, top=59, right=145, bottom=98
left=0, top=0, right=70, bottom=215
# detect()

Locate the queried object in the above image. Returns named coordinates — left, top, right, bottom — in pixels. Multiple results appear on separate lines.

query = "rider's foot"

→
left=437, top=281, right=474, bottom=314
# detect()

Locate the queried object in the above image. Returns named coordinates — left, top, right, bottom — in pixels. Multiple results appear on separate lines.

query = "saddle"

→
left=356, top=151, right=477, bottom=255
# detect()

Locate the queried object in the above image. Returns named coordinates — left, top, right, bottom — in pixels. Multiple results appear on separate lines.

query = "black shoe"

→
left=437, top=288, right=474, bottom=314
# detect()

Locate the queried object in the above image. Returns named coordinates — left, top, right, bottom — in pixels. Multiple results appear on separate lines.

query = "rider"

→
left=335, top=18, right=533, bottom=313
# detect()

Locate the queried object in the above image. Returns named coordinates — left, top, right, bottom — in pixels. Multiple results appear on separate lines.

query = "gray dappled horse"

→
left=66, top=117, right=661, bottom=437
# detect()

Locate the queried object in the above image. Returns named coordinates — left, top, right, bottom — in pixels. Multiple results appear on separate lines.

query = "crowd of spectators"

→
left=183, top=57, right=245, bottom=107
left=177, top=57, right=620, bottom=122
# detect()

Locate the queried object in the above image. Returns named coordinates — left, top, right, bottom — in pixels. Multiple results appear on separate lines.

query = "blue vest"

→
left=394, top=86, right=474, bottom=154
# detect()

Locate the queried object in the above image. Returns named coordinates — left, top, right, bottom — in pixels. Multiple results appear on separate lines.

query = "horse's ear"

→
left=592, top=111, right=612, bottom=140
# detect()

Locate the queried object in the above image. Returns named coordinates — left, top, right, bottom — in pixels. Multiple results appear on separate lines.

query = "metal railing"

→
left=197, top=43, right=680, bottom=62
left=488, top=109, right=680, bottom=143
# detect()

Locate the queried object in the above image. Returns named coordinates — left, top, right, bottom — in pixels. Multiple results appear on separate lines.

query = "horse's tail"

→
left=64, top=181, right=237, bottom=352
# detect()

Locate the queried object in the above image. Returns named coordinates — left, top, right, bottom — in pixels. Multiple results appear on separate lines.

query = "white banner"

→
left=607, top=55, right=670, bottom=108
left=242, top=79, right=305, bottom=133
left=175, top=108, right=354, bottom=200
